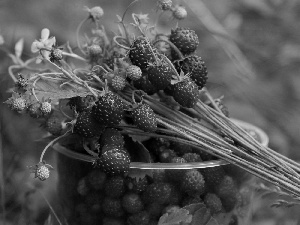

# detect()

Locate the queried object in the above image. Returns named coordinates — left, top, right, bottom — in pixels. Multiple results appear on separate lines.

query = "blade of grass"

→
left=0, top=114, right=5, bottom=225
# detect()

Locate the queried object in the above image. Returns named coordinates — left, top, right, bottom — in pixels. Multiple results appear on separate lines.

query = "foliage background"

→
left=1, top=0, right=300, bottom=224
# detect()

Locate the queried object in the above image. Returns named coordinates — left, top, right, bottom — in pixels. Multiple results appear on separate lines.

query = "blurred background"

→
left=1, top=0, right=300, bottom=224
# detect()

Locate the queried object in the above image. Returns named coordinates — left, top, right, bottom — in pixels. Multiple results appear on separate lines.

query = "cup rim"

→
left=53, top=118, right=269, bottom=170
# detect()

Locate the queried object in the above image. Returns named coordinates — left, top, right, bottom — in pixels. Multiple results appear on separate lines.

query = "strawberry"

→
left=181, top=169, right=206, bottom=196
left=92, top=92, right=124, bottom=126
left=126, top=65, right=142, bottom=81
left=182, top=153, right=202, bottom=162
left=181, top=195, right=203, bottom=207
left=15, top=74, right=28, bottom=90
left=86, top=169, right=107, bottom=190
left=179, top=55, right=208, bottom=89
left=215, top=175, right=238, bottom=212
left=132, top=73, right=158, bottom=95
left=131, top=103, right=157, bottom=132
left=172, top=77, right=199, bottom=108
left=9, top=97, right=26, bottom=112
left=203, top=193, right=222, bottom=214
left=157, top=0, right=173, bottom=11
left=44, top=112, right=64, bottom=136
left=200, top=167, right=226, bottom=191
left=97, top=146, right=130, bottom=176
left=129, top=36, right=158, bottom=71
left=111, top=75, right=126, bottom=91
left=165, top=157, right=187, bottom=182
left=50, top=48, right=63, bottom=62
left=102, top=197, right=125, bottom=217
left=100, top=128, right=125, bottom=149
left=122, top=193, right=144, bottom=214
left=127, top=211, right=150, bottom=225
left=77, top=177, right=90, bottom=196
left=88, top=44, right=102, bottom=60
left=85, top=192, right=104, bottom=213
left=29, top=162, right=53, bottom=181
left=170, top=142, right=193, bottom=155
left=142, top=182, right=173, bottom=204
left=27, top=102, right=42, bottom=118
left=169, top=27, right=199, bottom=56
left=125, top=176, right=149, bottom=194
left=40, top=101, right=52, bottom=115
left=73, top=110, right=104, bottom=138
left=147, top=54, right=173, bottom=90
left=172, top=5, right=187, bottom=20
left=158, top=149, right=177, bottom=163
left=104, top=176, right=126, bottom=198
left=68, top=95, right=95, bottom=112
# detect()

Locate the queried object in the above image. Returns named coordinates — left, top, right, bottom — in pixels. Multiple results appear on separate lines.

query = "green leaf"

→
left=190, top=207, right=211, bottom=225
left=32, top=77, right=91, bottom=102
left=158, top=208, right=192, bottom=225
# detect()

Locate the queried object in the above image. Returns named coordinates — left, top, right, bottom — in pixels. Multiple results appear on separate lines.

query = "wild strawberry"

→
left=158, top=149, right=176, bottom=163
left=15, top=74, right=28, bottom=90
left=104, top=176, right=126, bottom=198
left=50, top=48, right=63, bottom=62
left=127, top=211, right=150, bottom=225
left=40, top=101, right=52, bottom=115
left=172, top=77, right=199, bottom=108
left=204, top=193, right=223, bottom=214
left=151, top=169, right=167, bottom=183
left=176, top=55, right=208, bottom=89
left=100, top=128, right=125, bottom=149
left=29, top=162, right=53, bottom=181
left=129, top=36, right=158, bottom=71
left=172, top=5, right=187, bottom=20
left=125, top=176, right=148, bottom=194
left=147, top=54, right=173, bottom=90
left=111, top=75, right=126, bottom=91
left=132, top=73, right=158, bottom=95
left=77, top=177, right=90, bottom=196
left=142, top=182, right=173, bottom=205
left=170, top=142, right=193, bottom=155
left=215, top=175, right=238, bottom=212
left=182, top=153, right=202, bottom=162
left=88, top=44, right=102, bottom=56
left=126, top=65, right=142, bottom=81
left=122, top=193, right=144, bottom=214
left=165, top=157, right=187, bottom=182
left=86, top=169, right=107, bottom=190
left=27, top=102, right=42, bottom=118
left=131, top=103, right=157, bottom=132
left=68, top=95, right=95, bottom=112
left=102, top=197, right=125, bottom=217
left=92, top=92, right=124, bottom=126
left=170, top=27, right=199, bottom=56
left=85, top=191, right=103, bottom=213
left=200, top=167, right=226, bottom=191
left=97, top=146, right=130, bottom=176
left=44, top=112, right=64, bottom=136
left=88, top=6, right=104, bottom=21
left=9, top=97, right=26, bottom=112
left=181, top=169, right=206, bottom=196
left=157, top=0, right=173, bottom=11
left=73, top=110, right=104, bottom=138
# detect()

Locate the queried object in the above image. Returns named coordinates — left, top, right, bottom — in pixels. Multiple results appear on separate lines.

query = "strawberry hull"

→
left=54, top=120, right=268, bottom=225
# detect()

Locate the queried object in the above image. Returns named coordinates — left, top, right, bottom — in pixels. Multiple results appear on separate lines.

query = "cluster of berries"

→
left=57, top=135, right=244, bottom=225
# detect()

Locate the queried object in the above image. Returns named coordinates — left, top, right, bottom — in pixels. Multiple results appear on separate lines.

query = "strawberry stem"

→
left=113, top=36, right=131, bottom=50
left=76, top=17, right=89, bottom=56
left=39, top=129, right=72, bottom=163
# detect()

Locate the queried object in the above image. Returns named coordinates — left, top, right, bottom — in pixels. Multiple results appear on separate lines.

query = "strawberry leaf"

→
left=158, top=208, right=192, bottom=225
left=32, top=78, right=91, bottom=102
left=190, top=206, right=211, bottom=225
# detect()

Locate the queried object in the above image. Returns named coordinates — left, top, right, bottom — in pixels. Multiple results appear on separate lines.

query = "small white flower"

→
left=31, top=28, right=56, bottom=63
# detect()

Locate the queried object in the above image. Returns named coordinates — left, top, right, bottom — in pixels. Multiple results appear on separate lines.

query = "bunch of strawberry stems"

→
left=116, top=86, right=300, bottom=199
